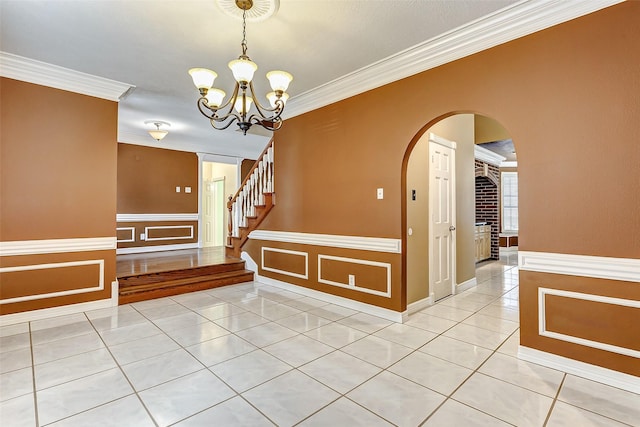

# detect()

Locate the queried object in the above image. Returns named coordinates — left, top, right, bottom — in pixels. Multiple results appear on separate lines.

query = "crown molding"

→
left=475, top=144, right=506, bottom=166
left=0, top=51, right=134, bottom=101
left=285, top=0, right=624, bottom=119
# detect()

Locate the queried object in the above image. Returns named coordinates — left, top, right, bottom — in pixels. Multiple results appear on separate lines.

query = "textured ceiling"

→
left=0, top=0, right=608, bottom=159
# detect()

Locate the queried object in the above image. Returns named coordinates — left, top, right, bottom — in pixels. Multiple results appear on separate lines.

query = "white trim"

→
left=500, top=161, right=518, bottom=168
left=407, top=296, right=433, bottom=315
left=117, top=213, right=199, bottom=222
left=116, top=227, right=135, bottom=243
left=261, top=247, right=309, bottom=280
left=257, top=274, right=403, bottom=323
left=248, top=230, right=401, bottom=254
left=144, top=225, right=194, bottom=242
left=538, top=287, right=640, bottom=359
left=116, top=243, right=198, bottom=255
left=518, top=346, right=640, bottom=394
left=475, top=144, right=506, bottom=166
left=0, top=260, right=104, bottom=304
left=197, top=152, right=241, bottom=165
left=284, top=0, right=623, bottom=119
left=243, top=252, right=403, bottom=322
left=318, top=254, right=392, bottom=298
left=519, top=251, right=640, bottom=283
left=0, top=52, right=134, bottom=102
left=429, top=132, right=457, bottom=150
left=456, top=277, right=478, bottom=293
left=0, top=292, right=117, bottom=327
left=0, top=237, right=116, bottom=257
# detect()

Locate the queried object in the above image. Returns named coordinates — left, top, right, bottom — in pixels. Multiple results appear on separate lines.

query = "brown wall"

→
left=117, top=143, right=198, bottom=214
left=251, top=2, right=640, bottom=374
left=117, top=143, right=199, bottom=250
left=1, top=78, right=117, bottom=314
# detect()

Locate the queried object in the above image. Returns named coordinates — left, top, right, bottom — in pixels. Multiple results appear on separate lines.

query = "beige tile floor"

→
left=1, top=253, right=639, bottom=426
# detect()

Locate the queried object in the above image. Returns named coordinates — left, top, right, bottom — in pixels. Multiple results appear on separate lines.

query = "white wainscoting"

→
left=248, top=230, right=401, bottom=254
left=538, top=287, right=640, bottom=359
left=144, top=225, right=194, bottom=242
left=0, top=237, right=116, bottom=256
left=261, top=247, right=309, bottom=280
left=519, top=251, right=640, bottom=283
left=318, top=254, right=392, bottom=298
left=116, top=227, right=135, bottom=243
left=116, top=213, right=199, bottom=222
left=0, top=260, right=104, bottom=304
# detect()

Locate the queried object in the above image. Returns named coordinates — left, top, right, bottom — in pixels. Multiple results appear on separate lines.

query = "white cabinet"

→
left=475, top=225, right=491, bottom=262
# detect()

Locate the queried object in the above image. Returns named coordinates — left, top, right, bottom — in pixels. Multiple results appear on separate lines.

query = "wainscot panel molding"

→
left=242, top=252, right=403, bottom=322
left=0, top=52, right=134, bottom=101
left=284, top=0, right=623, bottom=119
left=518, top=346, right=640, bottom=394
left=538, top=287, right=640, bottom=358
left=0, top=260, right=104, bottom=304
left=117, top=213, right=199, bottom=222
left=116, top=243, right=198, bottom=255
left=116, top=227, right=136, bottom=243
left=144, top=225, right=194, bottom=241
left=519, top=251, right=640, bottom=282
left=318, top=254, right=392, bottom=298
left=248, top=230, right=402, bottom=254
left=261, top=247, right=309, bottom=280
left=0, top=237, right=116, bottom=257
left=0, top=284, right=118, bottom=327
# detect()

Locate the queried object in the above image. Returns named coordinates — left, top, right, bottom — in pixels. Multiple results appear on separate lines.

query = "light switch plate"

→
left=377, top=188, right=384, bottom=199
left=175, top=186, right=181, bottom=193
left=185, top=186, right=191, bottom=193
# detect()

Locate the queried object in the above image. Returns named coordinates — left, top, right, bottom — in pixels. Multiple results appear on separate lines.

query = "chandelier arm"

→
left=248, top=115, right=283, bottom=132
left=216, top=82, right=240, bottom=113
left=210, top=115, right=239, bottom=131
left=248, top=81, right=283, bottom=117
left=197, top=97, right=219, bottom=120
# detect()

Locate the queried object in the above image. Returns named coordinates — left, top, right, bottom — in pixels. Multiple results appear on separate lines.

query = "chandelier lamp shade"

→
left=188, top=0, right=292, bottom=135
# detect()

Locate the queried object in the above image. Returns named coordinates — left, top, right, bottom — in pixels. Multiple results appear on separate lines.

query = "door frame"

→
left=428, top=132, right=457, bottom=300
left=197, top=153, right=242, bottom=248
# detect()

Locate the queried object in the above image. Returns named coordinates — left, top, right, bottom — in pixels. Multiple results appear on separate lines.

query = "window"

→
left=501, top=172, right=518, bottom=232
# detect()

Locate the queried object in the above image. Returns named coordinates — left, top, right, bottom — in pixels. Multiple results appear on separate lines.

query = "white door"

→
left=202, top=178, right=225, bottom=247
left=429, top=133, right=456, bottom=301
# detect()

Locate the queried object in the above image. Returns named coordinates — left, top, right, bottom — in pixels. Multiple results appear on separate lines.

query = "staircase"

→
left=226, top=139, right=275, bottom=257
left=118, top=259, right=254, bottom=304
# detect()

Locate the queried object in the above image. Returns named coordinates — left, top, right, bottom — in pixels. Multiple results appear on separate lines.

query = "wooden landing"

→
left=117, top=247, right=254, bottom=304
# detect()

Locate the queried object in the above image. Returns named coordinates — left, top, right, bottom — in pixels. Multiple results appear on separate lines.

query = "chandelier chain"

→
left=241, top=8, right=248, bottom=57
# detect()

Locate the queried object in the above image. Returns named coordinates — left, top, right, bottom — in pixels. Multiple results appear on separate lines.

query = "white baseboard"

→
left=0, top=282, right=118, bottom=327
left=116, top=243, right=198, bottom=255
left=407, top=296, right=433, bottom=315
left=456, top=277, right=477, bottom=293
left=518, top=346, right=640, bottom=394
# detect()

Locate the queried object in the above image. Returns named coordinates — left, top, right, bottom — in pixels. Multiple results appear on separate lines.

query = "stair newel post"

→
left=226, top=195, right=233, bottom=246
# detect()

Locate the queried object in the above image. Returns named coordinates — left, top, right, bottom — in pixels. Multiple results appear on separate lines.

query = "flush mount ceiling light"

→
left=188, top=0, right=292, bottom=135
left=145, top=120, right=171, bottom=141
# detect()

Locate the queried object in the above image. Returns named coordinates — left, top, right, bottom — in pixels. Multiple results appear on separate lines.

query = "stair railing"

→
left=227, top=139, right=275, bottom=251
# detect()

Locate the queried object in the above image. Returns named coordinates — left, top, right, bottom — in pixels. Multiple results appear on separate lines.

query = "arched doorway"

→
left=402, top=113, right=517, bottom=313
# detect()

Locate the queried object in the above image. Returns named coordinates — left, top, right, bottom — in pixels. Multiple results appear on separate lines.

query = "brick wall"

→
left=475, top=160, right=500, bottom=260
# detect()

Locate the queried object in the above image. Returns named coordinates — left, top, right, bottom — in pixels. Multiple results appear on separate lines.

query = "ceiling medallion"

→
left=188, top=0, right=292, bottom=135
left=215, top=0, right=280, bottom=22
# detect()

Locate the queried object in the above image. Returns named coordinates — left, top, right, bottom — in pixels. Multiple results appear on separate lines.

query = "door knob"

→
left=449, top=226, right=456, bottom=231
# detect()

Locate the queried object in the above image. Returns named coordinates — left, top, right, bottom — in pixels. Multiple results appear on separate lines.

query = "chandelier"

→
left=188, top=0, right=292, bottom=135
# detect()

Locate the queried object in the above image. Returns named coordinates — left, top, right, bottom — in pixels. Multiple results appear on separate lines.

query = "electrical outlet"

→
left=140, top=233, right=146, bottom=241
left=377, top=188, right=384, bottom=199
left=348, top=274, right=355, bottom=286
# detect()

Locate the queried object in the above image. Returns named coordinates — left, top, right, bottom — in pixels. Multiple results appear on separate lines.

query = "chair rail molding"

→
left=0, top=237, right=116, bottom=257
left=248, top=230, right=402, bottom=254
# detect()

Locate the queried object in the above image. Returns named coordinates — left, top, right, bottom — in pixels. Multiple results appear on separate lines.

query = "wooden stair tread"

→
left=119, top=269, right=254, bottom=295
